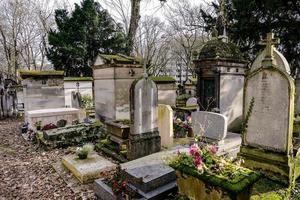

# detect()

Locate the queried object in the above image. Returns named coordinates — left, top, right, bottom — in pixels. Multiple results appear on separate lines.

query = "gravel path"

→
left=0, top=119, right=94, bottom=200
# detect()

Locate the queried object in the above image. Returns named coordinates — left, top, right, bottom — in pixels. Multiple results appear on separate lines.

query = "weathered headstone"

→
left=186, top=97, right=198, bottom=107
left=239, top=32, right=298, bottom=185
left=128, top=75, right=161, bottom=160
left=192, top=111, right=227, bottom=141
left=158, top=104, right=173, bottom=148
left=244, top=33, right=292, bottom=152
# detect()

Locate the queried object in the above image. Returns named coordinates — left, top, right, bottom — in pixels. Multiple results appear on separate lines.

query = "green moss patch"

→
left=150, top=76, right=176, bottom=83
left=19, top=70, right=64, bottom=78
left=95, top=140, right=128, bottom=163
left=250, top=178, right=289, bottom=200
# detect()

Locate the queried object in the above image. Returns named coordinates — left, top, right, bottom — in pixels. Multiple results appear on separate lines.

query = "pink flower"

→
left=208, top=145, right=218, bottom=154
left=189, top=144, right=199, bottom=156
left=194, top=155, right=202, bottom=167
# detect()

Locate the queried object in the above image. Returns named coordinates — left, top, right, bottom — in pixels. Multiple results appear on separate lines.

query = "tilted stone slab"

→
left=192, top=111, right=227, bottom=141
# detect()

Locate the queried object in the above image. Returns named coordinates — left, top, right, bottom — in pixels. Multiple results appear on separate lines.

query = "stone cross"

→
left=260, top=32, right=280, bottom=60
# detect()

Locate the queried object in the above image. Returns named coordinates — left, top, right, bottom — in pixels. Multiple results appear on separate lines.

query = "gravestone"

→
left=239, top=32, right=298, bottom=185
left=192, top=111, right=227, bottom=141
left=192, top=111, right=241, bottom=157
left=71, top=91, right=82, bottom=108
left=158, top=104, right=173, bottom=148
left=128, top=74, right=161, bottom=160
left=186, top=97, right=198, bottom=107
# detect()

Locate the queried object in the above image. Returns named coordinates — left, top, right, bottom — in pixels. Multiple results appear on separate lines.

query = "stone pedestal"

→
left=127, top=130, right=161, bottom=160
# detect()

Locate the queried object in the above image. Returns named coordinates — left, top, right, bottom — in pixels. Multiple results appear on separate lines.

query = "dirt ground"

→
left=0, top=119, right=95, bottom=200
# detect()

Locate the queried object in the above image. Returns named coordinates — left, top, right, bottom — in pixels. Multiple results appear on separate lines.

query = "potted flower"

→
left=167, top=143, right=261, bottom=200
left=34, top=121, right=42, bottom=131
left=173, top=118, right=189, bottom=138
left=76, top=143, right=94, bottom=159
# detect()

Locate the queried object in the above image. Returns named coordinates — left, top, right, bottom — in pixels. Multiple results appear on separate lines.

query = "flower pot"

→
left=77, top=152, right=88, bottom=159
left=175, top=128, right=187, bottom=138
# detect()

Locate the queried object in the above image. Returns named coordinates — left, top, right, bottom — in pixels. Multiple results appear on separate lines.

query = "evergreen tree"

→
left=201, top=0, right=300, bottom=74
left=47, top=0, right=127, bottom=76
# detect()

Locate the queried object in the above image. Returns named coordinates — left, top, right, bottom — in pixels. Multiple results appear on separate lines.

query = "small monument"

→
left=127, top=74, right=161, bottom=160
left=239, top=32, right=299, bottom=185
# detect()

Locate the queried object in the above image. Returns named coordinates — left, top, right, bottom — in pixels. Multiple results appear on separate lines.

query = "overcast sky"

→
left=66, top=0, right=214, bottom=22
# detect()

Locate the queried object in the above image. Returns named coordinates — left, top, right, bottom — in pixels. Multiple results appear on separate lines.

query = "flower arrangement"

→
left=42, top=123, right=58, bottom=131
left=107, top=165, right=136, bottom=199
left=167, top=143, right=262, bottom=197
left=168, top=143, right=254, bottom=181
left=34, top=121, right=42, bottom=130
left=76, top=143, right=94, bottom=159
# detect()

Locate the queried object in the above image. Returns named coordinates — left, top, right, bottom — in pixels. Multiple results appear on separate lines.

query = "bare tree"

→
left=165, top=0, right=208, bottom=82
left=0, top=0, right=57, bottom=78
left=135, top=16, right=171, bottom=76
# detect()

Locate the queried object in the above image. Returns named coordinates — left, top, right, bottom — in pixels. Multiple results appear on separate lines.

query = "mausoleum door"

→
left=200, top=78, right=218, bottom=111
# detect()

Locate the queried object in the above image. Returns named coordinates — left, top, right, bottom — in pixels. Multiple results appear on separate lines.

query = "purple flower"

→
left=189, top=144, right=199, bottom=156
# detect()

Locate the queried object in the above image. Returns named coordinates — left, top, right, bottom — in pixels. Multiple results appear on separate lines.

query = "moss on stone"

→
left=250, top=178, right=289, bottom=200
left=64, top=77, right=93, bottom=81
left=100, top=54, right=142, bottom=64
left=198, top=39, right=245, bottom=61
left=150, top=76, right=176, bottom=83
left=19, top=70, right=64, bottom=78
left=171, top=163, right=261, bottom=194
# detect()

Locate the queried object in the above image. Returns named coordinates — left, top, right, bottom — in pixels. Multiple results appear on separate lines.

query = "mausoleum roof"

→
left=19, top=70, right=64, bottom=79
left=198, top=39, right=244, bottom=62
left=98, top=54, right=142, bottom=65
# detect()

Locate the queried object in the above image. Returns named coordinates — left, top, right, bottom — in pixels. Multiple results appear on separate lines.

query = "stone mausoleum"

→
left=92, top=54, right=143, bottom=121
left=194, top=36, right=247, bottom=131
left=20, top=70, right=65, bottom=120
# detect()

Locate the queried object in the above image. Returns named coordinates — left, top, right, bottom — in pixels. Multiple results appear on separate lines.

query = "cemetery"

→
left=1, top=0, right=300, bottom=199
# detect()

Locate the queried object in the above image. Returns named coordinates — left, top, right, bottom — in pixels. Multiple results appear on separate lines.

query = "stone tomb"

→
left=27, top=107, right=80, bottom=129
left=62, top=153, right=116, bottom=183
left=127, top=75, right=161, bottom=160
left=239, top=32, right=299, bottom=185
left=192, top=111, right=241, bottom=157
left=92, top=54, right=143, bottom=121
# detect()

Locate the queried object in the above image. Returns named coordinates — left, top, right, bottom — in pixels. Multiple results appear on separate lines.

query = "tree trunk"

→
left=127, top=0, right=141, bottom=55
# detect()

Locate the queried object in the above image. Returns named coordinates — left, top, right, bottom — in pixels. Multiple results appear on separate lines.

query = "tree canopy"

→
left=201, top=0, right=300, bottom=74
left=47, top=0, right=127, bottom=77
